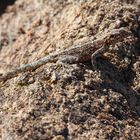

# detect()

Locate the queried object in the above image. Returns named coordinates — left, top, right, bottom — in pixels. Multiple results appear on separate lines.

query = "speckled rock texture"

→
left=0, top=0, right=140, bottom=139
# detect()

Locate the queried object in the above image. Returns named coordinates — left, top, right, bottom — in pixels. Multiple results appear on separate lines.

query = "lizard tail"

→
left=0, top=55, right=55, bottom=82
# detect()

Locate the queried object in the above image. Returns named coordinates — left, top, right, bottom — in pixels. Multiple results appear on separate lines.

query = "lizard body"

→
left=0, top=28, right=131, bottom=82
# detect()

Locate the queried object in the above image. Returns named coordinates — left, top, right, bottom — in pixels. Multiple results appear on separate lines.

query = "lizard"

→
left=0, top=27, right=132, bottom=82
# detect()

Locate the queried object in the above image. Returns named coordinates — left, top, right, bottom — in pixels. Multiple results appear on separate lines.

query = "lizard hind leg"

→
left=57, top=55, right=79, bottom=64
left=56, top=55, right=79, bottom=69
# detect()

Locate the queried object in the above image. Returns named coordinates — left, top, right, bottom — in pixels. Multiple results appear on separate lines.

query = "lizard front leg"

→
left=91, top=45, right=110, bottom=70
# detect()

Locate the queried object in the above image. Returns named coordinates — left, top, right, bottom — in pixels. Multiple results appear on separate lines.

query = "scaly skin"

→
left=0, top=27, right=131, bottom=82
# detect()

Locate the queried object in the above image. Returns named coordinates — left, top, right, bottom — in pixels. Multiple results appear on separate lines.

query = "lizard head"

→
left=105, top=28, right=132, bottom=44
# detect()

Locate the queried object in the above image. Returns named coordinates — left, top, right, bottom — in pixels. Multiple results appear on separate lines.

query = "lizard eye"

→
left=110, top=34, right=114, bottom=38
left=109, top=34, right=115, bottom=40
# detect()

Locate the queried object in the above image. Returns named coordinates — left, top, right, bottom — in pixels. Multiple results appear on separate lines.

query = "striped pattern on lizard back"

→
left=49, top=27, right=131, bottom=62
